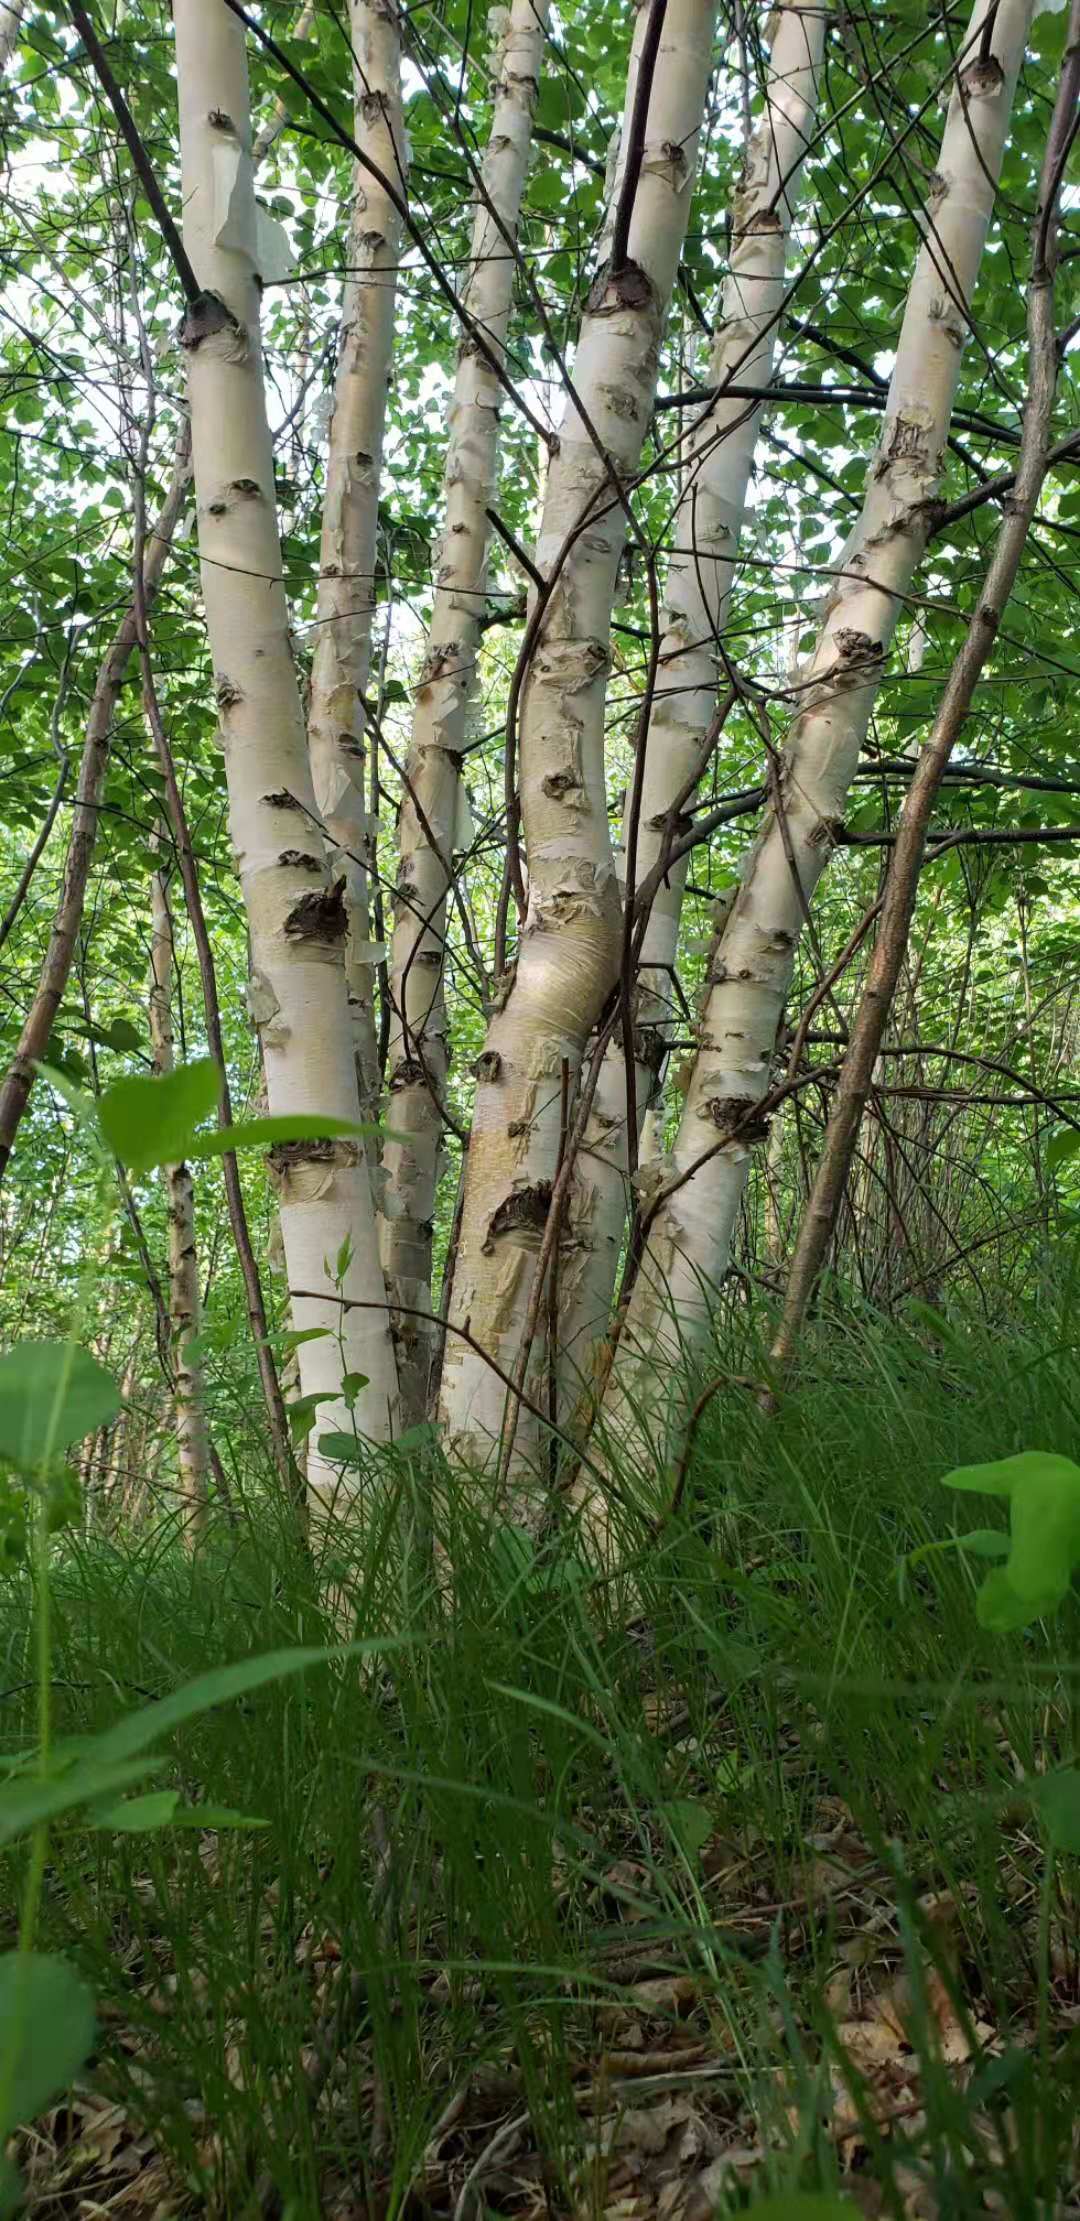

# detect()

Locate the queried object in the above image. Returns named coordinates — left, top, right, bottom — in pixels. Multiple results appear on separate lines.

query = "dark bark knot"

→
left=483, top=1181, right=552, bottom=1254
left=180, top=290, right=240, bottom=352
left=283, top=877, right=348, bottom=944
left=586, top=257, right=656, bottom=316
left=960, top=54, right=1005, bottom=98
left=832, top=628, right=885, bottom=674
left=216, top=676, right=243, bottom=711
left=388, top=1056, right=428, bottom=1092
left=269, top=1136, right=357, bottom=1179
left=474, top=1050, right=502, bottom=1083
left=278, top=849, right=323, bottom=873
left=263, top=788, right=302, bottom=811
left=705, top=1095, right=769, bottom=1141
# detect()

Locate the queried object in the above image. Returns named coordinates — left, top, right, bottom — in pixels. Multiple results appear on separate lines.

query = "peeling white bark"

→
left=380, top=0, right=551, bottom=1427
left=308, top=0, right=405, bottom=1150
left=148, top=859, right=210, bottom=1532
left=599, top=0, right=1035, bottom=1460
left=439, top=0, right=719, bottom=1479
left=174, top=0, right=398, bottom=1501
left=558, top=0, right=828, bottom=1404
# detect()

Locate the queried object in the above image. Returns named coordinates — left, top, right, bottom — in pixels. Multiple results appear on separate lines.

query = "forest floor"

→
left=3, top=1288, right=1079, bottom=2219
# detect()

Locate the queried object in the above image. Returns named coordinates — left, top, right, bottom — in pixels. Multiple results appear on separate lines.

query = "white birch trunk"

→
left=308, top=0, right=405, bottom=1150
left=0, top=0, right=24, bottom=75
left=598, top=0, right=1034, bottom=1460
left=380, top=0, right=551, bottom=1427
left=148, top=857, right=211, bottom=1531
left=439, top=0, right=719, bottom=1476
left=174, top=0, right=398, bottom=1503
left=558, top=0, right=828, bottom=1403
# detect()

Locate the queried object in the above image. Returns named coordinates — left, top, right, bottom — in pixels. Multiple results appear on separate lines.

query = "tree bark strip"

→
left=380, top=0, right=551, bottom=1428
left=308, top=0, right=406, bottom=1152
left=148, top=852, right=211, bottom=1532
left=173, top=0, right=398, bottom=1497
left=596, top=0, right=1036, bottom=1470
left=558, top=0, right=829, bottom=1406
left=438, top=0, right=719, bottom=1482
left=768, top=3, right=1080, bottom=1378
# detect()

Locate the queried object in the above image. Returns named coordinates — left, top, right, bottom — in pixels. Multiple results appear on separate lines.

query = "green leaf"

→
left=663, top=1798, right=714, bottom=1862
left=942, top=1452, right=1080, bottom=1629
left=958, top=1529, right=1011, bottom=1560
left=100, top=1016, right=142, bottom=1054
left=1047, top=1128, right=1080, bottom=1170
left=0, top=1950, right=95, bottom=2132
left=278, top=1328, right=331, bottom=1353
left=391, top=1422, right=438, bottom=1454
left=0, top=1341, right=121, bottom=1471
left=97, top=1059, right=222, bottom=1172
left=317, top=1430, right=365, bottom=1467
left=1027, top=1768, right=1080, bottom=1852
left=1, top=2152, right=23, bottom=2219
left=89, top=1789, right=179, bottom=1832
left=188, top=1113, right=379, bottom=1161
left=0, top=1760, right=159, bottom=1846
left=169, top=1803, right=269, bottom=1830
left=288, top=1392, right=332, bottom=1444
left=89, top=1790, right=269, bottom=1834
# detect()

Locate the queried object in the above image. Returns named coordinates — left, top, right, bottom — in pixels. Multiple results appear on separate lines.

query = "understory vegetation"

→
left=2, top=1278, right=1080, bottom=2216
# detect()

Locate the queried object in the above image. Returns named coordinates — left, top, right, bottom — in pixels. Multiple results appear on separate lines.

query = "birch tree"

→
left=439, top=0, right=720, bottom=1478
left=307, top=0, right=405, bottom=1145
left=596, top=0, right=1036, bottom=1467
left=379, top=0, right=550, bottom=1427
left=557, top=0, right=829, bottom=1407
left=173, top=0, right=398, bottom=1494
left=147, top=852, right=210, bottom=1530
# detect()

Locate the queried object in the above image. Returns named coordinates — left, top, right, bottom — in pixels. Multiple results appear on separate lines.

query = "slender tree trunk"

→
left=0, top=0, right=24, bottom=74
left=598, top=0, right=1034, bottom=1462
left=148, top=852, right=211, bottom=1532
left=173, top=0, right=398, bottom=1499
left=0, top=430, right=191, bottom=1186
left=381, top=0, right=551, bottom=1427
left=308, top=0, right=406, bottom=1150
left=768, top=16, right=1076, bottom=1374
left=439, top=0, right=719, bottom=1479
left=557, top=0, right=828, bottom=1403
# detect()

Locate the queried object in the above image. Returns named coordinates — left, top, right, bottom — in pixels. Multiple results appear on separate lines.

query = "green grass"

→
left=2, top=1269, right=1079, bottom=2218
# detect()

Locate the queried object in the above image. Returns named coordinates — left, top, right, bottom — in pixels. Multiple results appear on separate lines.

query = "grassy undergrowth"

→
left=2, top=1276, right=1079, bottom=2218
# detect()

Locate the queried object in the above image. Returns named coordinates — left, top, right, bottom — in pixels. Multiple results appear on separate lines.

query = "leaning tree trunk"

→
left=308, top=0, right=406, bottom=1150
left=596, top=0, right=1034, bottom=1470
left=0, top=430, right=191, bottom=1186
left=148, top=852, right=211, bottom=1533
left=438, top=0, right=719, bottom=1481
left=380, top=0, right=551, bottom=1427
left=558, top=0, right=828, bottom=1407
left=173, top=0, right=398, bottom=1497
left=768, top=8, right=1076, bottom=1376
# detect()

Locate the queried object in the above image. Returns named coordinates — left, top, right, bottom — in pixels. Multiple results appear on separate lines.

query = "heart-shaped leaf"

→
left=97, top=1059, right=222, bottom=1172
left=0, top=1950, right=95, bottom=2132
left=0, top=1342, right=121, bottom=1472
left=1027, top=1768, right=1080, bottom=1852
